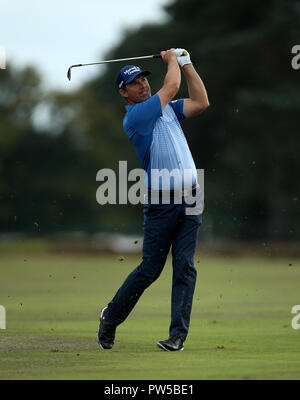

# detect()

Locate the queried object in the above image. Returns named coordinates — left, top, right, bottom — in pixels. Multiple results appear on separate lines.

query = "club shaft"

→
left=67, top=50, right=187, bottom=80
left=80, top=54, right=159, bottom=67
left=67, top=54, right=160, bottom=80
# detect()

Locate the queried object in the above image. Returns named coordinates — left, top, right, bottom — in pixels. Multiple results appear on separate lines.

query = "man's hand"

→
left=160, top=48, right=177, bottom=64
left=175, top=48, right=192, bottom=68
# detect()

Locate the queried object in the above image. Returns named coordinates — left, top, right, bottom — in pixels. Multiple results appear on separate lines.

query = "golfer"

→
left=98, top=48, right=209, bottom=351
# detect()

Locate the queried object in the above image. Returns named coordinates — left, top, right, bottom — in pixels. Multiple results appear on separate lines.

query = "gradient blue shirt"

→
left=123, top=94, right=197, bottom=190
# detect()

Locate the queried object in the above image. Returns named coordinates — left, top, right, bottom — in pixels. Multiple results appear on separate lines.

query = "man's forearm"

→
left=182, top=63, right=209, bottom=108
left=158, top=51, right=181, bottom=109
left=164, top=56, right=181, bottom=93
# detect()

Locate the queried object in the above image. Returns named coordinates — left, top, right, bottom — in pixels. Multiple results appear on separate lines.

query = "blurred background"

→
left=1, top=0, right=300, bottom=255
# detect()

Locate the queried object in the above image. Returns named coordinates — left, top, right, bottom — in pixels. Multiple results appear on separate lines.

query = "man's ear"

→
left=119, top=88, right=128, bottom=100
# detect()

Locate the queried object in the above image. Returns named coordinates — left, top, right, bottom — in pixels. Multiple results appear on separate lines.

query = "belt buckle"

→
left=182, top=184, right=198, bottom=197
left=182, top=187, right=191, bottom=197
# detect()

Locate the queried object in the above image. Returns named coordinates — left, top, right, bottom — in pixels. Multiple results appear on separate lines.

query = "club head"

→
left=67, top=67, right=72, bottom=81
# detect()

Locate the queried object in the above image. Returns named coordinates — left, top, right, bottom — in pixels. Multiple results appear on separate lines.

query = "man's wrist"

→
left=182, top=63, right=193, bottom=71
left=168, top=56, right=180, bottom=71
left=168, top=54, right=178, bottom=64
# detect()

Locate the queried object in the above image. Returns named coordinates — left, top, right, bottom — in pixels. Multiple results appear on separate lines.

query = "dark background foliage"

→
left=1, top=0, right=299, bottom=242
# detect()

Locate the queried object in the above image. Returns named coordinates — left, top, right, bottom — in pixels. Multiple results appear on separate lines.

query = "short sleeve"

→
left=124, top=94, right=162, bottom=138
left=169, top=99, right=186, bottom=121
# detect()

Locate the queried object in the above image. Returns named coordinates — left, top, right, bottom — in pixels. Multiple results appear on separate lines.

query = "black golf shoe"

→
left=97, top=307, right=116, bottom=350
left=157, top=336, right=184, bottom=351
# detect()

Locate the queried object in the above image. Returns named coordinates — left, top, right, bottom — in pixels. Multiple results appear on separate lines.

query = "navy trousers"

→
left=104, top=197, right=202, bottom=340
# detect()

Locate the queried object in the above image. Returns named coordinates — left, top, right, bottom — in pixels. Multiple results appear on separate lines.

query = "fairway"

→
left=0, top=249, right=300, bottom=380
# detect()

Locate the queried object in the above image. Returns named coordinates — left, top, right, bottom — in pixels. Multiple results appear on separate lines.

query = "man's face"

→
left=120, top=74, right=151, bottom=104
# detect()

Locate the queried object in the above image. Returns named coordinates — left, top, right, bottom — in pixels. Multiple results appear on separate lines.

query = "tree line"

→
left=1, top=0, right=299, bottom=242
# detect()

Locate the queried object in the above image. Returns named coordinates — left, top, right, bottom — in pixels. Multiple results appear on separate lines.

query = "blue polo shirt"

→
left=123, top=94, right=197, bottom=190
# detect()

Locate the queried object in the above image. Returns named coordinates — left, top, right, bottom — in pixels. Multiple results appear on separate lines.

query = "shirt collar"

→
left=125, top=104, right=134, bottom=111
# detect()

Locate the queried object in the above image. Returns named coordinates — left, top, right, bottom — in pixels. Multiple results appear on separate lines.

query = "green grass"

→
left=0, top=250, right=300, bottom=380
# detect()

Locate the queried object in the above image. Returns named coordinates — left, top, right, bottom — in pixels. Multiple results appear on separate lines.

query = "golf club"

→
left=67, top=50, right=187, bottom=81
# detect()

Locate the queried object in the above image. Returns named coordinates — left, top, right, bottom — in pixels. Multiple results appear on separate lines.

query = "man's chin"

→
left=138, top=92, right=151, bottom=102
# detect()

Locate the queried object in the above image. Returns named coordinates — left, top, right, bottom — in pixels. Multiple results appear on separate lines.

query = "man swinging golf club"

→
left=98, top=48, right=209, bottom=351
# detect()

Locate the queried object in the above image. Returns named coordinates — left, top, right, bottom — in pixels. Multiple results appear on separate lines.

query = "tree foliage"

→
left=1, top=0, right=300, bottom=240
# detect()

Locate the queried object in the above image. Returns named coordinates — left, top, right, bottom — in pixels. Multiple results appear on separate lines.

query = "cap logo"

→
left=118, top=80, right=124, bottom=88
left=124, top=66, right=141, bottom=75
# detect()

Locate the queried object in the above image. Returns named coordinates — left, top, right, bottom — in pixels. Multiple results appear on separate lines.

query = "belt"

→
left=147, top=184, right=198, bottom=198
